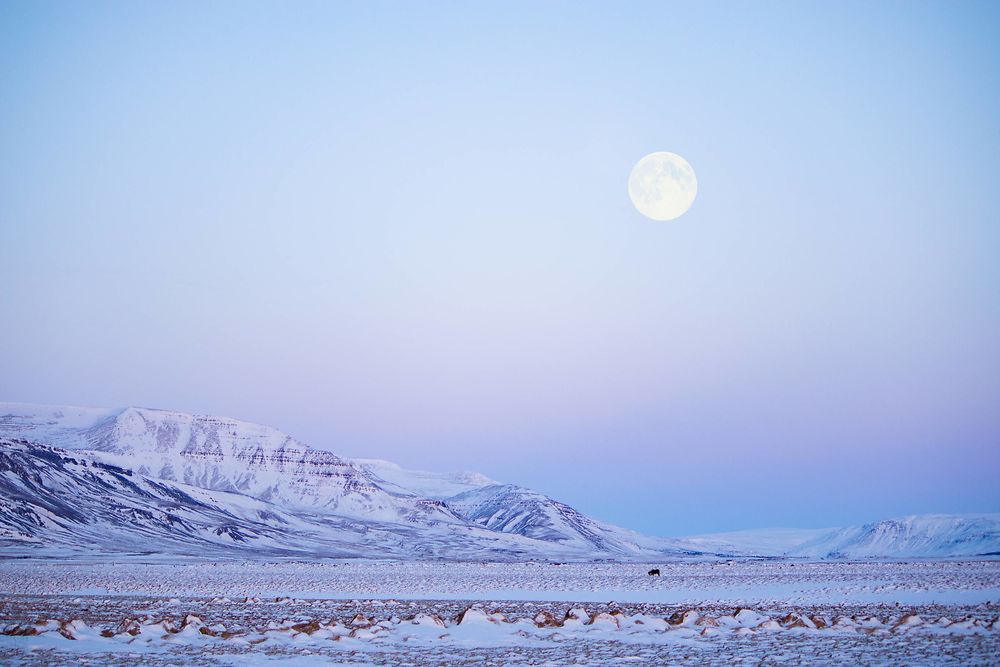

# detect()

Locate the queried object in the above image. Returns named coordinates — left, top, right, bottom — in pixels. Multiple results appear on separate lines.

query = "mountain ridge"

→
left=0, top=438, right=588, bottom=560
left=2, top=402, right=997, bottom=560
left=0, top=402, right=689, bottom=559
left=677, top=514, right=1000, bottom=558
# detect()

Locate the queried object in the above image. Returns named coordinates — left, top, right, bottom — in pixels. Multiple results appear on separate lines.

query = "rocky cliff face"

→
left=3, top=404, right=457, bottom=523
left=0, top=438, right=592, bottom=560
left=0, top=403, right=698, bottom=559
left=6, top=402, right=995, bottom=561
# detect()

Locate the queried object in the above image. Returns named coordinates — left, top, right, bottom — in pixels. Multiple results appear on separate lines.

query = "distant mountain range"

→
left=1, top=402, right=997, bottom=560
left=677, top=515, right=1000, bottom=559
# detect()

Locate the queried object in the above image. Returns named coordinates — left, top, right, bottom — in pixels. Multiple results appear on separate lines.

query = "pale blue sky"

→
left=2, top=1, right=998, bottom=535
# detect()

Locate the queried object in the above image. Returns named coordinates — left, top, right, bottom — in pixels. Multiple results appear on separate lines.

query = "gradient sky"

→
left=2, top=1, right=998, bottom=536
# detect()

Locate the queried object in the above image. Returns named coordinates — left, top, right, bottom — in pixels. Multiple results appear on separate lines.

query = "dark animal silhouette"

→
left=648, top=568, right=661, bottom=576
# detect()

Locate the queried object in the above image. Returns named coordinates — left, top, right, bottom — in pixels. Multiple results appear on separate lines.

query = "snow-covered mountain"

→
left=353, top=459, right=678, bottom=556
left=0, top=438, right=310, bottom=555
left=353, top=461, right=994, bottom=559
left=0, top=403, right=442, bottom=522
left=678, top=515, right=1000, bottom=559
left=443, top=485, right=681, bottom=556
left=0, top=403, right=689, bottom=560
left=2, top=402, right=997, bottom=560
left=791, top=514, right=1000, bottom=558
left=664, top=528, right=831, bottom=558
left=352, top=458, right=497, bottom=499
left=0, top=438, right=603, bottom=560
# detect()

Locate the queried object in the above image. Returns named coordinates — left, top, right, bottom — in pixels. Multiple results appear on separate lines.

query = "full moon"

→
left=627, top=152, right=698, bottom=221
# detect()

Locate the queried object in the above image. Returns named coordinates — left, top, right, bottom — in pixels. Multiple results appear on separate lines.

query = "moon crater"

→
left=628, top=152, right=697, bottom=221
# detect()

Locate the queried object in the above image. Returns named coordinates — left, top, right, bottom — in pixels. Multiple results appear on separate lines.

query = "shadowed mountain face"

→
left=0, top=403, right=691, bottom=560
left=442, top=485, right=649, bottom=555
left=2, top=403, right=997, bottom=560
left=0, top=439, right=299, bottom=554
left=13, top=405, right=419, bottom=520
left=350, top=460, right=676, bottom=556
left=0, top=438, right=686, bottom=560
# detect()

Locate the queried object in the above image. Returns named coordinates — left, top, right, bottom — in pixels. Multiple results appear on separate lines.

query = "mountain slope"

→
left=0, top=438, right=309, bottom=555
left=352, top=458, right=497, bottom=499
left=666, top=528, right=832, bottom=558
left=790, top=514, right=1000, bottom=558
left=443, top=484, right=683, bottom=556
left=353, top=460, right=687, bottom=556
left=2, top=404, right=456, bottom=523
left=0, top=438, right=646, bottom=560
left=0, top=403, right=119, bottom=449
left=678, top=515, right=1000, bottom=558
left=0, top=403, right=695, bottom=560
left=2, top=403, right=997, bottom=560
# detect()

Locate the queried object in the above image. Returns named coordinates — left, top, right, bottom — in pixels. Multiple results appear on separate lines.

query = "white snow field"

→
left=0, top=559, right=998, bottom=666
left=2, top=403, right=999, bottom=664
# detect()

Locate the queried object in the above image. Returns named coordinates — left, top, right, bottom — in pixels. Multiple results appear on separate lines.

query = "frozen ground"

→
left=0, top=559, right=997, bottom=665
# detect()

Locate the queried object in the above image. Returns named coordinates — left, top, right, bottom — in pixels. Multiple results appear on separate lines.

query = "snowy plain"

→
left=1, top=559, right=998, bottom=666
left=2, top=404, right=999, bottom=664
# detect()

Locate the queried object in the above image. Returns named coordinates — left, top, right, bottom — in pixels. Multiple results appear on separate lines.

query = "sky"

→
left=1, top=1, right=998, bottom=536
